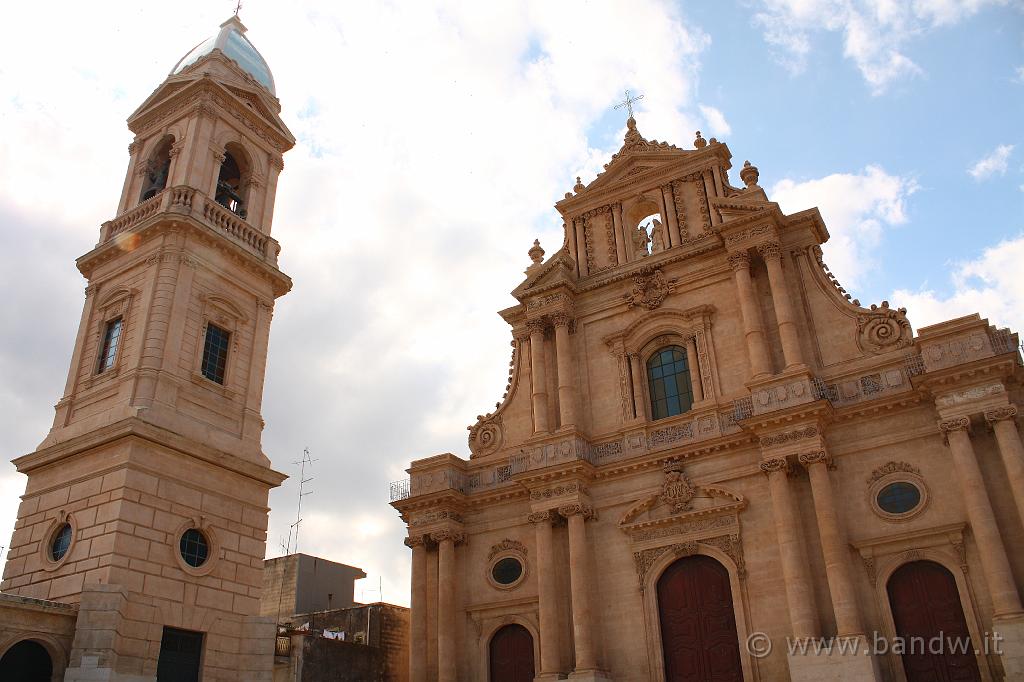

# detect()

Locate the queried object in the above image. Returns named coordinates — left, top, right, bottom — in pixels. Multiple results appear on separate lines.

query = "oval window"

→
left=51, top=523, right=72, bottom=562
left=491, top=557, right=524, bottom=586
left=179, top=528, right=210, bottom=568
left=876, top=482, right=922, bottom=515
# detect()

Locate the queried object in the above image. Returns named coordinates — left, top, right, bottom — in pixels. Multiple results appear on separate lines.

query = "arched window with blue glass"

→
left=647, top=345, right=694, bottom=420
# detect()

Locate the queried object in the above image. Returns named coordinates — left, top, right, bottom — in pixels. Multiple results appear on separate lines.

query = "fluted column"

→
left=799, top=451, right=864, bottom=636
left=758, top=241, right=805, bottom=369
left=628, top=352, right=646, bottom=420
left=574, top=218, right=589, bottom=278
left=685, top=336, right=704, bottom=402
left=561, top=504, right=599, bottom=673
left=661, top=184, right=679, bottom=248
left=530, top=511, right=563, bottom=676
left=432, top=530, right=463, bottom=682
left=940, top=418, right=1024, bottom=617
left=612, top=203, right=627, bottom=265
left=986, top=406, right=1024, bottom=530
left=529, top=320, right=550, bottom=434
left=405, top=536, right=428, bottom=682
left=728, top=252, right=772, bottom=378
left=761, top=459, right=819, bottom=639
left=553, top=314, right=577, bottom=428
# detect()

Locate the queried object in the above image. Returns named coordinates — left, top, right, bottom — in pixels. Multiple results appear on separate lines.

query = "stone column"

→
left=656, top=189, right=670, bottom=245
left=761, top=459, right=819, bottom=639
left=629, top=353, right=646, bottom=420
left=432, top=530, right=463, bottom=682
left=530, top=511, right=563, bottom=677
left=758, top=241, right=805, bottom=369
left=986, top=406, right=1024, bottom=530
left=940, top=418, right=1024, bottom=617
left=561, top=504, right=600, bottom=673
left=553, top=314, right=577, bottom=429
left=529, top=320, right=550, bottom=434
left=661, top=184, right=679, bottom=248
left=405, top=536, right=428, bottom=682
left=612, top=204, right=627, bottom=265
left=727, top=252, right=772, bottom=378
left=799, top=451, right=864, bottom=636
left=685, top=336, right=704, bottom=402
left=574, top=218, right=589, bottom=278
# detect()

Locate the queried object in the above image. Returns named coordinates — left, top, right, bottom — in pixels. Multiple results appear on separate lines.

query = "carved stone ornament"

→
left=938, top=416, right=971, bottom=435
left=856, top=302, right=912, bottom=354
left=985, top=406, right=1018, bottom=423
left=727, top=252, right=751, bottom=271
left=468, top=414, right=502, bottom=457
left=527, top=511, right=552, bottom=524
left=756, top=241, right=781, bottom=261
left=404, top=535, right=426, bottom=549
left=633, top=533, right=745, bottom=588
left=488, top=539, right=528, bottom=562
left=429, top=530, right=467, bottom=545
left=759, top=458, right=789, bottom=475
left=558, top=503, right=595, bottom=520
left=798, top=450, right=831, bottom=468
left=759, top=425, right=818, bottom=448
left=624, top=267, right=677, bottom=311
left=866, top=461, right=920, bottom=485
left=660, top=467, right=697, bottom=514
left=530, top=482, right=586, bottom=501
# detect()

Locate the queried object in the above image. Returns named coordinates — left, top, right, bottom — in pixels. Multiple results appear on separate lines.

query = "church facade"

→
left=0, top=17, right=294, bottom=681
left=391, top=117, right=1024, bottom=681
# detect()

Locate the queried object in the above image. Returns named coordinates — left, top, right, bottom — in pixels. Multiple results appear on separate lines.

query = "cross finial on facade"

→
left=614, top=89, right=645, bottom=120
left=234, top=0, right=243, bottom=17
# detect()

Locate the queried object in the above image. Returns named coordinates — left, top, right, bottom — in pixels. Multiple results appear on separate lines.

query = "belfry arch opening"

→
left=625, top=197, right=665, bottom=257
left=215, top=143, right=250, bottom=218
left=139, top=135, right=174, bottom=203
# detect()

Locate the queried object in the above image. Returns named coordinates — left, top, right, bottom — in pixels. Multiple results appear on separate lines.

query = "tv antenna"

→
left=291, top=447, right=317, bottom=554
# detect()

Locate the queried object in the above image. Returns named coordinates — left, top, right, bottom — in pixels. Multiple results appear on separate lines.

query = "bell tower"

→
left=2, top=16, right=293, bottom=682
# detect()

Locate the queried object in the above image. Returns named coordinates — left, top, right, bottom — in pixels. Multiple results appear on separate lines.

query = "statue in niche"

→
left=632, top=222, right=651, bottom=258
left=650, top=218, right=666, bottom=254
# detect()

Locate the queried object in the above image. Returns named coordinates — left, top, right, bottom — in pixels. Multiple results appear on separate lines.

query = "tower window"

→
left=215, top=148, right=248, bottom=218
left=139, top=137, right=173, bottom=203
left=50, top=523, right=72, bottom=562
left=200, top=323, right=231, bottom=384
left=179, top=528, right=210, bottom=568
left=97, top=318, right=123, bottom=373
left=647, top=346, right=694, bottom=420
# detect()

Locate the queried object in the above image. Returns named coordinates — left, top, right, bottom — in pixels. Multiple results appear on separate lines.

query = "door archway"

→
left=886, top=560, right=981, bottom=682
left=657, top=554, right=743, bottom=681
left=0, top=639, right=53, bottom=682
left=489, top=623, right=535, bottom=682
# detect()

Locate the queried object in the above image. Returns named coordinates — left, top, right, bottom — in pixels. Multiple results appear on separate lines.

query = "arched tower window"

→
left=625, top=196, right=666, bottom=258
left=647, top=346, right=694, bottom=420
left=215, top=143, right=249, bottom=218
left=139, top=136, right=174, bottom=203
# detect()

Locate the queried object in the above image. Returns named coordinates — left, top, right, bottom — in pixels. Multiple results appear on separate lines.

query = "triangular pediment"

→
left=585, top=151, right=690, bottom=194
left=512, top=248, right=577, bottom=299
left=619, top=466, right=746, bottom=539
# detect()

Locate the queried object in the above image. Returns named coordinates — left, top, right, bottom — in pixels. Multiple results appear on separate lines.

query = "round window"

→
left=491, top=557, right=524, bottom=586
left=179, top=528, right=209, bottom=568
left=50, top=523, right=72, bottom=562
left=876, top=482, right=922, bottom=515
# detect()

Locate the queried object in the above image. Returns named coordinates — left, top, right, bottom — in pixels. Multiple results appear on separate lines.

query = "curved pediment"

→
left=619, top=467, right=746, bottom=532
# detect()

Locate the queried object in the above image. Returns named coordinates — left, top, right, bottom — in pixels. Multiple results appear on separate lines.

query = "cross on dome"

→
left=614, top=89, right=645, bottom=121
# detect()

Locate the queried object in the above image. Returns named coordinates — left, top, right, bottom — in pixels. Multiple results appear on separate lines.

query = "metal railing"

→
left=389, top=478, right=411, bottom=502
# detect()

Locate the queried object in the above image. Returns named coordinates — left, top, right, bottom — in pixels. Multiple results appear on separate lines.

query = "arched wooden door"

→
left=489, top=624, right=535, bottom=682
left=657, top=554, right=743, bottom=681
left=887, top=560, right=981, bottom=682
left=0, top=640, right=53, bottom=682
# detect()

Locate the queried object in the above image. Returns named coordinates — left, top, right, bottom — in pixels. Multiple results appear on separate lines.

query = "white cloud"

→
left=770, top=165, right=918, bottom=289
left=0, top=1, right=713, bottom=607
left=698, top=104, right=732, bottom=138
left=754, top=0, right=1005, bottom=93
left=968, top=144, right=1014, bottom=180
left=892, top=233, right=1024, bottom=333
left=1015, top=65, right=1024, bottom=83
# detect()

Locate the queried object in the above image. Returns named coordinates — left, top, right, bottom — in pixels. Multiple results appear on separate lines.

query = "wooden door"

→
left=489, top=624, right=535, bottom=682
left=657, top=554, right=743, bottom=681
left=887, top=560, right=981, bottom=682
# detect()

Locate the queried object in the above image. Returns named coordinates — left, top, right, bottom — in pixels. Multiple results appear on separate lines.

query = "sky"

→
left=0, top=0, right=1021, bottom=607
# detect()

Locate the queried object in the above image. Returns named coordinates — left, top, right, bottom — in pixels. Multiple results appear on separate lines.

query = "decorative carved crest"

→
left=487, top=539, right=527, bottom=561
left=857, top=302, right=912, bottom=354
left=660, top=465, right=697, bottom=514
left=624, top=267, right=677, bottom=310
left=866, top=461, right=920, bottom=485
left=468, top=414, right=502, bottom=457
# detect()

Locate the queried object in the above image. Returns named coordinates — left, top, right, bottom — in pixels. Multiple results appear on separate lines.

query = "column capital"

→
left=798, top=450, right=833, bottom=469
left=558, top=503, right=596, bottom=521
left=430, top=529, right=467, bottom=546
left=528, top=510, right=553, bottom=524
left=551, top=312, right=574, bottom=329
left=985, top=406, right=1018, bottom=424
left=404, top=535, right=427, bottom=549
left=526, top=318, right=548, bottom=335
left=727, top=251, right=751, bottom=271
left=938, top=416, right=972, bottom=435
left=760, top=457, right=790, bottom=475
left=756, top=241, right=782, bottom=261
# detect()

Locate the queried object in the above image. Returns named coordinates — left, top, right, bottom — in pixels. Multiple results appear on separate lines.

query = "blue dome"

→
left=171, top=16, right=275, bottom=95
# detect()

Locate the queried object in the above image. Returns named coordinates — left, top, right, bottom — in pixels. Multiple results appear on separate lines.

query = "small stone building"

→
left=261, top=554, right=367, bottom=621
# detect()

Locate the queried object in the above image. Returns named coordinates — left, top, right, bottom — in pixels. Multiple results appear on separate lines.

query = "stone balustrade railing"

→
left=99, top=186, right=279, bottom=264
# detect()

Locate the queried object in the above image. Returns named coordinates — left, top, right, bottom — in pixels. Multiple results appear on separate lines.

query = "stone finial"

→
left=573, top=176, right=585, bottom=193
left=528, top=239, right=545, bottom=265
left=694, top=131, right=707, bottom=149
left=740, top=160, right=759, bottom=188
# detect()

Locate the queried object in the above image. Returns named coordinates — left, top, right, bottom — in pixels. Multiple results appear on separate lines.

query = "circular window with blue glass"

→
left=869, top=470, right=927, bottom=521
